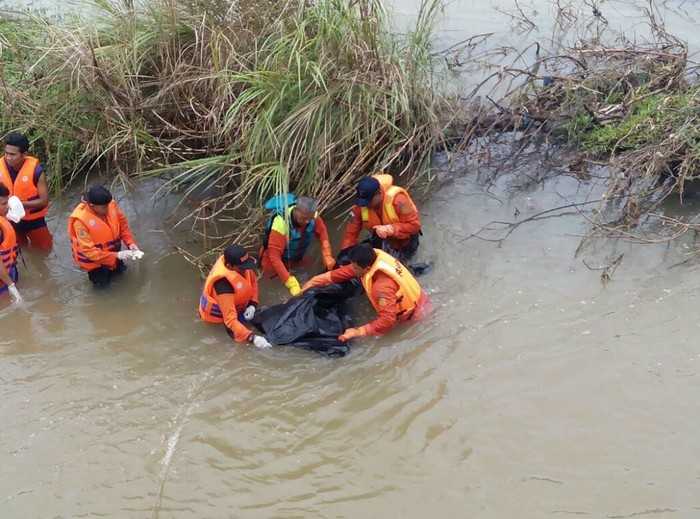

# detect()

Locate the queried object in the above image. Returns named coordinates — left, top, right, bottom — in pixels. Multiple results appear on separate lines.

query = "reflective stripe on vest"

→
left=267, top=205, right=316, bottom=263
left=0, top=155, right=48, bottom=221
left=68, top=201, right=122, bottom=271
left=0, top=216, right=18, bottom=271
left=361, top=248, right=422, bottom=317
left=199, top=255, right=256, bottom=324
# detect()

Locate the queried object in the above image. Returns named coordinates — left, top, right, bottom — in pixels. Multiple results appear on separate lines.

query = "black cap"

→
left=86, top=185, right=113, bottom=205
left=224, top=245, right=257, bottom=270
left=355, top=176, right=380, bottom=207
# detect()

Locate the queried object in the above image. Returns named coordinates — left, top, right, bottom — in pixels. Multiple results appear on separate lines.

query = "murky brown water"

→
left=4, top=1, right=700, bottom=518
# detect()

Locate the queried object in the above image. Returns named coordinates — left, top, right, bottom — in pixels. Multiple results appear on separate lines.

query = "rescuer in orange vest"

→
left=199, top=244, right=272, bottom=349
left=0, top=183, right=21, bottom=303
left=341, top=173, right=422, bottom=261
left=302, top=244, right=431, bottom=342
left=68, top=185, right=143, bottom=287
left=0, top=133, right=53, bottom=252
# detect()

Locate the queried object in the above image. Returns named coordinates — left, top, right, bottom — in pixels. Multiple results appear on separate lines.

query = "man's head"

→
left=349, top=243, right=377, bottom=276
left=355, top=177, right=382, bottom=209
left=0, top=184, right=9, bottom=218
left=292, top=196, right=318, bottom=228
left=3, top=132, right=30, bottom=171
left=223, top=244, right=257, bottom=272
left=85, top=185, right=113, bottom=217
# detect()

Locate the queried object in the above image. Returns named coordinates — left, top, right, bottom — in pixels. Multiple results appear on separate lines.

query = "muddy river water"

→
left=4, top=1, right=700, bottom=518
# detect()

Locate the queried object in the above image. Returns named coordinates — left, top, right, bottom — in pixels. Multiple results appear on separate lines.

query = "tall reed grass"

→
left=0, top=0, right=446, bottom=244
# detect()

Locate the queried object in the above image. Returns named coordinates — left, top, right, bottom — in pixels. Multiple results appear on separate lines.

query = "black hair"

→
left=4, top=132, right=30, bottom=153
left=224, top=244, right=246, bottom=266
left=0, top=183, right=9, bottom=198
left=86, top=185, right=113, bottom=205
left=349, top=244, right=376, bottom=268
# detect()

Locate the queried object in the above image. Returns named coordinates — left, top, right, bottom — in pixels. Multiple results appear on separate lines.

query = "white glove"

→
left=128, top=245, right=144, bottom=259
left=252, top=335, right=272, bottom=349
left=8, top=284, right=22, bottom=304
left=243, top=305, right=256, bottom=321
left=7, top=196, right=25, bottom=223
left=116, top=250, right=133, bottom=261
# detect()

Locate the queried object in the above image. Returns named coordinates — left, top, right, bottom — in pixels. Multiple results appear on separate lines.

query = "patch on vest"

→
left=89, top=219, right=96, bottom=227
left=22, top=176, right=29, bottom=182
left=236, top=282, right=243, bottom=290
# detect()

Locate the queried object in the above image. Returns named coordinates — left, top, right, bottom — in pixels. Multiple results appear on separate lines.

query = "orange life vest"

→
left=361, top=248, right=422, bottom=318
left=199, top=256, right=257, bottom=323
left=359, top=173, right=417, bottom=229
left=0, top=155, right=48, bottom=221
left=0, top=215, right=18, bottom=282
left=68, top=201, right=123, bottom=271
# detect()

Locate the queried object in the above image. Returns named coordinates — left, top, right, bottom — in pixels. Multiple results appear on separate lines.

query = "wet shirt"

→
left=328, top=264, right=401, bottom=336
left=341, top=192, right=421, bottom=250
left=264, top=215, right=332, bottom=282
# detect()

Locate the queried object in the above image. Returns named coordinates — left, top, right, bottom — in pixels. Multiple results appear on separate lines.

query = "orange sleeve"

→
left=391, top=193, right=421, bottom=239
left=247, top=270, right=259, bottom=305
left=116, top=205, right=136, bottom=248
left=328, top=264, right=358, bottom=284
left=340, top=206, right=363, bottom=250
left=73, top=220, right=118, bottom=264
left=218, top=293, right=253, bottom=343
left=361, top=273, right=400, bottom=336
left=266, top=229, right=291, bottom=282
left=314, top=216, right=334, bottom=266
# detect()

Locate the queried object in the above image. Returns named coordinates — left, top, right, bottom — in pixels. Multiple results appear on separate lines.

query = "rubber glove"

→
left=252, top=335, right=272, bottom=349
left=116, top=250, right=133, bottom=261
left=243, top=304, right=256, bottom=321
left=284, top=275, right=302, bottom=296
left=302, top=272, right=333, bottom=292
left=339, top=326, right=366, bottom=342
left=127, top=244, right=144, bottom=259
left=8, top=283, right=22, bottom=304
left=373, top=224, right=395, bottom=239
left=6, top=196, right=25, bottom=223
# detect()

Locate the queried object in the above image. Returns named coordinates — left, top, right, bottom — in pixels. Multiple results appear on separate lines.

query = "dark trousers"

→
left=88, top=260, right=127, bottom=288
left=370, top=233, right=420, bottom=263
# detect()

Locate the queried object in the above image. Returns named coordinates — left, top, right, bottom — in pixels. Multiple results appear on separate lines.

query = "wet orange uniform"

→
left=323, top=249, right=430, bottom=336
left=68, top=201, right=136, bottom=271
left=199, top=256, right=259, bottom=343
left=0, top=155, right=52, bottom=251
left=0, top=215, right=19, bottom=292
left=341, top=174, right=421, bottom=251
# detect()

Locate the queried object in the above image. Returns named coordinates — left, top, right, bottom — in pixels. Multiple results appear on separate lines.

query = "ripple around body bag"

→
left=7, top=196, right=25, bottom=223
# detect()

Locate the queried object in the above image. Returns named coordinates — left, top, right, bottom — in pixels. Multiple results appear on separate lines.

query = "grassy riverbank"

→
left=0, top=0, right=445, bottom=242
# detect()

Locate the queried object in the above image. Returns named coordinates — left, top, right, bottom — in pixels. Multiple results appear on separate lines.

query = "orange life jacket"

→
left=68, top=201, right=123, bottom=271
left=0, top=155, right=48, bottom=221
left=361, top=248, right=422, bottom=318
left=359, top=173, right=417, bottom=229
left=0, top=215, right=18, bottom=282
left=199, top=256, right=257, bottom=323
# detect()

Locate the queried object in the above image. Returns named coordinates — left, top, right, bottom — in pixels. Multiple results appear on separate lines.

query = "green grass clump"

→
left=0, top=0, right=446, bottom=234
